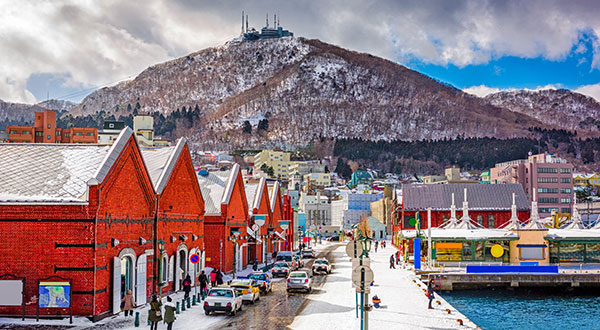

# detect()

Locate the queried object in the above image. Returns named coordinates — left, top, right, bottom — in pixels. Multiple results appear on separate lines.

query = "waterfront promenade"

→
left=291, top=242, right=478, bottom=329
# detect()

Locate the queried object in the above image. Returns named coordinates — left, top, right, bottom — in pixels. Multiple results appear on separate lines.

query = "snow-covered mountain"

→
left=485, top=89, right=600, bottom=133
left=71, top=37, right=543, bottom=145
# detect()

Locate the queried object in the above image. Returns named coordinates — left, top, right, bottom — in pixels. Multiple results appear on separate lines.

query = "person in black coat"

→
left=216, top=269, right=224, bottom=285
left=427, top=278, right=435, bottom=309
left=198, top=271, right=208, bottom=300
left=182, top=274, right=192, bottom=299
left=389, top=254, right=396, bottom=269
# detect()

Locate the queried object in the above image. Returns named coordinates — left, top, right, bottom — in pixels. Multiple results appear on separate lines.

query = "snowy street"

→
left=0, top=242, right=477, bottom=330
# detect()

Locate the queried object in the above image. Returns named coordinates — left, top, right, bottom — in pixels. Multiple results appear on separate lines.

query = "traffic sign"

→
left=351, top=265, right=374, bottom=288
left=345, top=241, right=364, bottom=258
left=252, top=224, right=259, bottom=232
left=190, top=254, right=200, bottom=264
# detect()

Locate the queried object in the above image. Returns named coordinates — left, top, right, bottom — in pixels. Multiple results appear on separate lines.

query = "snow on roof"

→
left=400, top=228, right=518, bottom=240
left=245, top=183, right=259, bottom=212
left=197, top=171, right=228, bottom=214
left=402, top=183, right=530, bottom=211
left=269, top=181, right=281, bottom=212
left=141, top=138, right=186, bottom=194
left=222, top=163, right=240, bottom=205
left=546, top=228, right=600, bottom=239
left=0, top=128, right=132, bottom=203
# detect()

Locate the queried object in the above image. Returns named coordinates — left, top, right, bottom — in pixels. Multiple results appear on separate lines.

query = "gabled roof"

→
left=0, top=127, right=133, bottom=203
left=250, top=178, right=268, bottom=213
left=270, top=181, right=281, bottom=212
left=197, top=171, right=229, bottom=215
left=245, top=184, right=259, bottom=211
left=141, top=138, right=186, bottom=194
left=402, top=184, right=530, bottom=211
left=222, top=163, right=241, bottom=205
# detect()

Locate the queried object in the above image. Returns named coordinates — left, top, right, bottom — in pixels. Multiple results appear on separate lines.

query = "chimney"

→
left=241, top=11, right=244, bottom=35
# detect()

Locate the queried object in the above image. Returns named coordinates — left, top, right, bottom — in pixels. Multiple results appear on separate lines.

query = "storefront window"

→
left=560, top=243, right=584, bottom=262
left=475, top=241, right=484, bottom=260
left=488, top=215, right=495, bottom=228
left=549, top=242, right=559, bottom=263
left=585, top=243, right=600, bottom=263
left=476, top=215, right=483, bottom=226
left=463, top=242, right=472, bottom=260
left=485, top=241, right=509, bottom=262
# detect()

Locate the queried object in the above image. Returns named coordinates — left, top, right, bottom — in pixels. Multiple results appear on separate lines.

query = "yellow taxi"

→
left=229, top=279, right=260, bottom=304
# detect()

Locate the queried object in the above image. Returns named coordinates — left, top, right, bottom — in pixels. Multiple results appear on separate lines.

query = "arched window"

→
left=161, top=254, right=168, bottom=283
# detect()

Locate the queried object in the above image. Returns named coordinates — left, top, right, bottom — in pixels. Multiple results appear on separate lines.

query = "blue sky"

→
left=2, top=1, right=600, bottom=104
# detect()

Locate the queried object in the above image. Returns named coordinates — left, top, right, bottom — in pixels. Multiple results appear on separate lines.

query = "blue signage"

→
left=414, top=238, right=421, bottom=270
left=39, top=282, right=70, bottom=308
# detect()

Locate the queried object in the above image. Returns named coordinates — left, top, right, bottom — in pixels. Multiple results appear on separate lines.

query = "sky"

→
left=1, top=0, right=600, bottom=104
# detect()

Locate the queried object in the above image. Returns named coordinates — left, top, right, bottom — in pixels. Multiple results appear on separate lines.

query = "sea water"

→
left=442, top=289, right=600, bottom=330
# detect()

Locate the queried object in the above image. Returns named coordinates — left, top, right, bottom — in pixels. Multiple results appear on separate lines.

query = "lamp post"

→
left=357, top=234, right=372, bottom=330
left=229, top=232, right=240, bottom=279
left=158, top=239, right=165, bottom=297
left=253, top=215, right=265, bottom=270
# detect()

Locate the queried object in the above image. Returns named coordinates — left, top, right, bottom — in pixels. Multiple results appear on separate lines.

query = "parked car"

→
left=312, top=258, right=331, bottom=274
left=286, top=270, right=313, bottom=293
left=272, top=261, right=291, bottom=277
left=302, top=249, right=315, bottom=259
left=229, top=279, right=260, bottom=304
left=276, top=251, right=299, bottom=270
left=249, top=272, right=272, bottom=293
left=204, top=287, right=243, bottom=316
left=326, top=236, right=340, bottom=242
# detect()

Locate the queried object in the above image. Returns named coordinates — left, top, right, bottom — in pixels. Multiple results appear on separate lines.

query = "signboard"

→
left=345, top=241, right=364, bottom=259
left=414, top=238, right=421, bottom=269
left=351, top=265, right=374, bottom=288
left=38, top=282, right=70, bottom=308
left=190, top=254, right=200, bottom=264
left=254, top=215, right=266, bottom=227
left=435, top=242, right=463, bottom=261
left=0, top=280, right=23, bottom=306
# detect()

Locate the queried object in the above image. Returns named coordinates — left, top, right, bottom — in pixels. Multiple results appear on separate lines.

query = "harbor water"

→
left=442, top=289, right=600, bottom=330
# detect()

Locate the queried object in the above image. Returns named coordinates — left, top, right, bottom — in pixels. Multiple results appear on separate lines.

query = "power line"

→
left=52, top=73, right=138, bottom=101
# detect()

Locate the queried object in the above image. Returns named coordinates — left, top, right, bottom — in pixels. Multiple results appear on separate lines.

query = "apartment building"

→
left=253, top=149, right=293, bottom=178
left=490, top=153, right=573, bottom=217
left=7, top=110, right=97, bottom=144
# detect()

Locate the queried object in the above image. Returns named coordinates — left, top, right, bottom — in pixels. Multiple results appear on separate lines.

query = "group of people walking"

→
left=122, top=268, right=226, bottom=329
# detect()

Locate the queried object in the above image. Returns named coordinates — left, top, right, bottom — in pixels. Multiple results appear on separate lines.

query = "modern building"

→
left=490, top=153, right=574, bottom=217
left=7, top=109, right=97, bottom=144
left=422, top=167, right=479, bottom=184
left=252, top=149, right=292, bottom=179
left=98, top=121, right=125, bottom=145
left=303, top=172, right=331, bottom=188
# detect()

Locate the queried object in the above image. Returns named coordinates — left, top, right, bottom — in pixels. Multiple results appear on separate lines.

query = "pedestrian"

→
left=148, top=295, right=162, bottom=330
left=122, top=289, right=135, bottom=316
left=389, top=254, right=396, bottom=269
left=372, top=295, right=381, bottom=308
left=209, top=269, right=217, bottom=287
left=396, top=251, right=401, bottom=265
left=198, top=270, right=208, bottom=300
left=374, top=241, right=378, bottom=252
left=163, top=296, right=176, bottom=330
left=182, top=275, right=191, bottom=299
left=216, top=269, right=224, bottom=285
left=427, top=278, right=435, bottom=309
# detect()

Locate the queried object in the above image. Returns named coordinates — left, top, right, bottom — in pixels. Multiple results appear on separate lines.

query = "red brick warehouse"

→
left=199, top=163, right=250, bottom=274
left=0, top=128, right=205, bottom=320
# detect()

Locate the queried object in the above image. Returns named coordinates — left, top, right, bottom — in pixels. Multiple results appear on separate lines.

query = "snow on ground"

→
left=291, top=242, right=478, bottom=330
left=0, top=262, right=280, bottom=330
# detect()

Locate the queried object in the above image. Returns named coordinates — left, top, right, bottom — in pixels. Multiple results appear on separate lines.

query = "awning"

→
left=273, top=230, right=286, bottom=241
left=247, top=228, right=262, bottom=243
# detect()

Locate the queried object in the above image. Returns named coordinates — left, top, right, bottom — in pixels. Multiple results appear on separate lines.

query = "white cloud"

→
left=0, top=0, right=600, bottom=103
left=463, top=85, right=501, bottom=97
left=575, top=83, right=600, bottom=102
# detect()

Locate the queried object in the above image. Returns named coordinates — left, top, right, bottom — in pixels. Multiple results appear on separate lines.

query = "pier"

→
left=427, top=273, right=600, bottom=290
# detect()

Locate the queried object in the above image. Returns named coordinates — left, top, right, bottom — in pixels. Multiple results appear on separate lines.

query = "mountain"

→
left=0, top=99, right=76, bottom=130
left=71, top=37, right=544, bottom=146
left=485, top=89, right=600, bottom=134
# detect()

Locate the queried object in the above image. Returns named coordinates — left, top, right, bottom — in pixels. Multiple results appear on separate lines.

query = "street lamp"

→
left=228, top=232, right=241, bottom=279
left=253, top=215, right=266, bottom=270
left=157, top=239, right=165, bottom=297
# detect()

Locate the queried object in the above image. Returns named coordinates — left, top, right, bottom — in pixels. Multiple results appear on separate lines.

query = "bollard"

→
left=446, top=308, right=451, bottom=314
left=197, top=292, right=201, bottom=302
left=192, top=295, right=196, bottom=306
left=134, top=312, right=140, bottom=327
left=457, top=319, right=463, bottom=326
left=176, top=301, right=180, bottom=314
left=182, top=299, right=186, bottom=311
left=187, top=297, right=191, bottom=309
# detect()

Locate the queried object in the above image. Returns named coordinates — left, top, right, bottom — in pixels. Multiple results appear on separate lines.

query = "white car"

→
left=204, top=287, right=243, bottom=316
left=312, top=258, right=331, bottom=274
left=272, top=261, right=291, bottom=277
left=287, top=271, right=313, bottom=293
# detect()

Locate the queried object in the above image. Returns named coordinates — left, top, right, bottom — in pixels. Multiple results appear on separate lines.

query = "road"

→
left=212, top=242, right=341, bottom=330
left=0, top=243, right=342, bottom=330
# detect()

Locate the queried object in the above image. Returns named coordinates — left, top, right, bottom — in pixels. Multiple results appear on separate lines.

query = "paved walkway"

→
left=291, top=242, right=478, bottom=330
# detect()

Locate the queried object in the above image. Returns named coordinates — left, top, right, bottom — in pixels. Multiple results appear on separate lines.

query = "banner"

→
left=39, top=281, right=70, bottom=308
left=0, top=280, right=23, bottom=306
